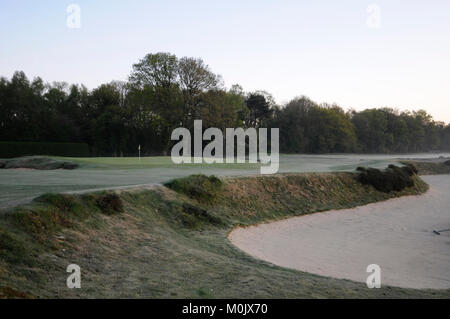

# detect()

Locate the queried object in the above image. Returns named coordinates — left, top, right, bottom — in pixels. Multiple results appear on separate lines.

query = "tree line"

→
left=1, top=52, right=449, bottom=156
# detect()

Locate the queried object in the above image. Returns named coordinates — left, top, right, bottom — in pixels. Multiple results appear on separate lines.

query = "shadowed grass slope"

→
left=1, top=171, right=448, bottom=299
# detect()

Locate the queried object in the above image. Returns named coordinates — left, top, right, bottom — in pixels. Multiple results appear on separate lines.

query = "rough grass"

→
left=0, top=156, right=78, bottom=170
left=0, top=172, right=447, bottom=299
left=164, top=175, right=224, bottom=203
left=179, top=203, right=225, bottom=229
left=0, top=286, right=35, bottom=299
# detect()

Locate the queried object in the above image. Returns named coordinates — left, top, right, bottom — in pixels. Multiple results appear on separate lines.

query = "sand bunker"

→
left=229, top=175, right=450, bottom=289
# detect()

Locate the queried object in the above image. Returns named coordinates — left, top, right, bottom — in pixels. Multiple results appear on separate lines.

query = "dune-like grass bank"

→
left=1, top=171, right=448, bottom=299
left=230, top=175, right=450, bottom=290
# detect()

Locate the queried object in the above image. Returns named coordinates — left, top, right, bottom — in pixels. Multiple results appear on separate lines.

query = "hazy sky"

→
left=1, top=0, right=449, bottom=122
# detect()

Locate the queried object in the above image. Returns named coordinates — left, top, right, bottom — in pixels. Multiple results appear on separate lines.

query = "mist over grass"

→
left=1, top=154, right=450, bottom=211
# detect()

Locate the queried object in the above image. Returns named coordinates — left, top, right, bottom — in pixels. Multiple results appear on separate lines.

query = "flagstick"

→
left=138, top=145, right=141, bottom=164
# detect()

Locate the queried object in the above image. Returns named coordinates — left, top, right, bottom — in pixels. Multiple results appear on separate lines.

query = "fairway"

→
left=1, top=153, right=449, bottom=210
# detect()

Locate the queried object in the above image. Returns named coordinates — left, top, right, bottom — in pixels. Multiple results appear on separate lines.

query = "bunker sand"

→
left=229, top=175, right=450, bottom=289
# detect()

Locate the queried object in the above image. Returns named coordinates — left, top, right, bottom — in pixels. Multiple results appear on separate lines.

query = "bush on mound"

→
left=356, top=164, right=417, bottom=193
left=0, top=156, right=78, bottom=170
left=164, top=175, right=223, bottom=202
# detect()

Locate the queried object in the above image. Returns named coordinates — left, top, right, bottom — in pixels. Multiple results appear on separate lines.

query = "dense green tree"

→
left=1, top=53, right=449, bottom=156
left=272, top=97, right=357, bottom=153
left=352, top=109, right=389, bottom=152
left=197, top=88, right=247, bottom=130
left=245, top=91, right=275, bottom=128
left=178, top=57, right=221, bottom=123
left=272, top=97, right=314, bottom=153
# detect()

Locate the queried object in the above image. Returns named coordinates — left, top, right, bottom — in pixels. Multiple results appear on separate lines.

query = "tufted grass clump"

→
left=94, top=193, right=124, bottom=215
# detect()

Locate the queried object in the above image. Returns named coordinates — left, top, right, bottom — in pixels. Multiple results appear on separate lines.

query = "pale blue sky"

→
left=1, top=0, right=449, bottom=122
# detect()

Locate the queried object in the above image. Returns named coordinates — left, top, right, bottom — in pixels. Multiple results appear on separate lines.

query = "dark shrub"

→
left=95, top=193, right=124, bottom=215
left=164, top=175, right=223, bottom=202
left=401, top=163, right=418, bottom=175
left=61, top=162, right=78, bottom=169
left=444, top=160, right=450, bottom=166
left=357, top=164, right=417, bottom=193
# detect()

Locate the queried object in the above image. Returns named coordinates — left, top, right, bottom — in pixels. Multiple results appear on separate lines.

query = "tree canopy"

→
left=1, top=53, right=449, bottom=156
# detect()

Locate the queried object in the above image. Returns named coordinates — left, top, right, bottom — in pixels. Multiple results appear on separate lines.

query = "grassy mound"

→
left=356, top=164, right=418, bottom=193
left=215, top=172, right=427, bottom=226
left=0, top=172, right=446, bottom=299
left=10, top=192, right=123, bottom=241
left=0, top=156, right=78, bottom=170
